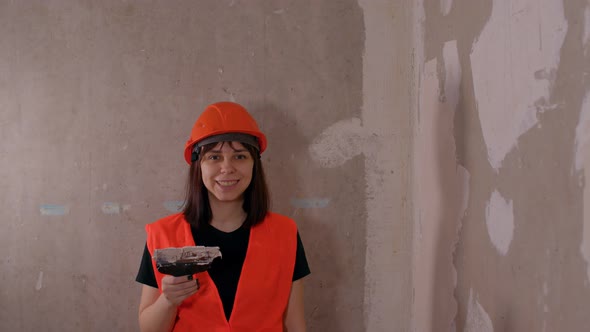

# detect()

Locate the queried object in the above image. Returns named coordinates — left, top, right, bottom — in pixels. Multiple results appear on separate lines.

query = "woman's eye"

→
left=207, top=155, right=220, bottom=160
left=235, top=154, right=248, bottom=160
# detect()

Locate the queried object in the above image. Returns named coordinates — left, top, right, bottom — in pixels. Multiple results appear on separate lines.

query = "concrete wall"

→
left=413, top=0, right=590, bottom=331
left=4, top=0, right=589, bottom=331
left=0, top=1, right=409, bottom=331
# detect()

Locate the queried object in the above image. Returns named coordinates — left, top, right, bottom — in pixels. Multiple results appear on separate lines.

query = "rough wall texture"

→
left=9, top=0, right=589, bottom=331
left=309, top=1, right=414, bottom=330
left=415, top=0, right=590, bottom=331
left=0, top=1, right=379, bottom=331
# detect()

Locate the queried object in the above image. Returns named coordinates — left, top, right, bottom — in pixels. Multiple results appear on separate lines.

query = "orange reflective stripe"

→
left=145, top=212, right=297, bottom=332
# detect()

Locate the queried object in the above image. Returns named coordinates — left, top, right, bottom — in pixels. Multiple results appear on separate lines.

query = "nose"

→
left=220, top=157, right=236, bottom=174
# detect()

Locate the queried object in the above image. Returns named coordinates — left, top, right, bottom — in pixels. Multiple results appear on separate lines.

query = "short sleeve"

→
left=292, top=232, right=311, bottom=281
left=135, top=243, right=158, bottom=288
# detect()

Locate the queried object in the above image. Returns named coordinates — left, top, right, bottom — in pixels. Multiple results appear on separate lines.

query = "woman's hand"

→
left=138, top=277, right=198, bottom=332
left=161, top=275, right=200, bottom=307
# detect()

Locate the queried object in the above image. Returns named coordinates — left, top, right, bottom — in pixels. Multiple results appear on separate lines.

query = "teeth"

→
left=218, top=180, right=238, bottom=187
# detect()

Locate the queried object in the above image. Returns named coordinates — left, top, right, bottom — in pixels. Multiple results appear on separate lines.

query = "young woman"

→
left=136, top=101, right=310, bottom=332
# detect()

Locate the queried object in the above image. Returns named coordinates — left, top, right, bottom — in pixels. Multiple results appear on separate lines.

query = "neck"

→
left=208, top=195, right=246, bottom=232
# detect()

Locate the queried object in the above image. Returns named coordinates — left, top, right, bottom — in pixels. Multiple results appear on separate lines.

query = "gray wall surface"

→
left=3, top=1, right=590, bottom=332
left=0, top=1, right=381, bottom=331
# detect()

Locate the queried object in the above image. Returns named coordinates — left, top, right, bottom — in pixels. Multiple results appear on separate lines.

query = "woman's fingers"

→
left=161, top=275, right=200, bottom=306
left=163, top=275, right=195, bottom=285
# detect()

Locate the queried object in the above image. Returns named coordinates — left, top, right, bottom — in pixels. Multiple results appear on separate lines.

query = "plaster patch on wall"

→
left=35, top=271, right=44, bottom=291
left=440, top=0, right=453, bottom=16
left=465, top=289, right=494, bottom=332
left=471, top=0, right=567, bottom=171
left=40, top=204, right=69, bottom=216
left=415, top=53, right=466, bottom=332
left=414, top=58, right=441, bottom=332
left=290, top=197, right=330, bottom=209
left=443, top=40, right=461, bottom=111
left=309, top=117, right=364, bottom=168
left=163, top=200, right=185, bottom=213
left=101, top=202, right=121, bottom=215
left=358, top=1, right=418, bottom=329
left=575, top=92, right=590, bottom=283
left=485, top=190, right=514, bottom=255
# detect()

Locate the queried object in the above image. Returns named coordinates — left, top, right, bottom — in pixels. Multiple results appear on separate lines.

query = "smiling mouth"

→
left=217, top=180, right=239, bottom=187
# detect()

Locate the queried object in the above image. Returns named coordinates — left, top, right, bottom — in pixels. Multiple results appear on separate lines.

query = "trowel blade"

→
left=153, top=246, right=222, bottom=277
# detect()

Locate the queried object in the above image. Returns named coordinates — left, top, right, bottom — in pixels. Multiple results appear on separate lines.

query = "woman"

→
left=136, top=101, right=310, bottom=332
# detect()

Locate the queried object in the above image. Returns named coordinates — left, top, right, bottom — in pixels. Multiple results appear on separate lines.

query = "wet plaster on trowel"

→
left=310, top=1, right=415, bottom=329
left=470, top=0, right=567, bottom=171
left=575, top=92, right=590, bottom=283
left=414, top=40, right=470, bottom=331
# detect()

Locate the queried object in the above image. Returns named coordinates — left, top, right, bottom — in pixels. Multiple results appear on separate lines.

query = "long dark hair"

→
left=182, top=141, right=269, bottom=229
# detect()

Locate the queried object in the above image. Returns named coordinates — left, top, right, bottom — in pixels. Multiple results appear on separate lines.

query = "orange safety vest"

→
left=145, top=212, right=298, bottom=332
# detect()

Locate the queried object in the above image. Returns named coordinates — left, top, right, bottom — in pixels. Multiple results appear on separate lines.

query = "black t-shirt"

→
left=135, top=222, right=310, bottom=320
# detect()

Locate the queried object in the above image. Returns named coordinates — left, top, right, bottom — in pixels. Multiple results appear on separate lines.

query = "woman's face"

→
left=200, top=141, right=254, bottom=204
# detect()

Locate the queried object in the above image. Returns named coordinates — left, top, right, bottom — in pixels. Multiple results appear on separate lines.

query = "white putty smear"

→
left=35, top=271, right=44, bottom=291
left=485, top=190, right=514, bottom=256
left=575, top=92, right=590, bottom=283
left=465, top=288, right=494, bottom=332
left=308, top=117, right=364, bottom=168
left=471, top=0, right=567, bottom=171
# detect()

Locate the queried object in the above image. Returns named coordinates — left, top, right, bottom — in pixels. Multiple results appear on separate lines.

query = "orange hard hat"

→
left=183, top=102, right=267, bottom=164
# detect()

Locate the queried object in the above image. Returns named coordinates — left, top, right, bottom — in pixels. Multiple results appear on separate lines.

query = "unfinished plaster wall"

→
left=0, top=1, right=407, bottom=331
left=414, top=0, right=590, bottom=331
left=309, top=1, right=415, bottom=330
